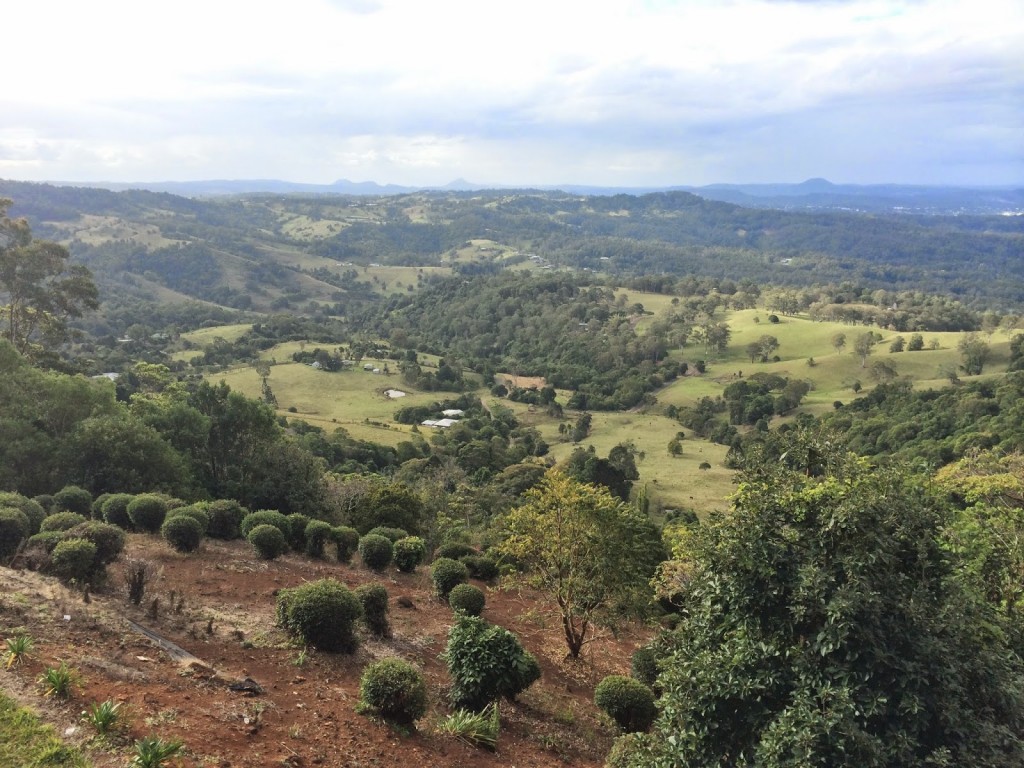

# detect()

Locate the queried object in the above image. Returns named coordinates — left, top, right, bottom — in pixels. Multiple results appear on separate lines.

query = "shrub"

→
left=359, top=534, right=393, bottom=572
left=0, top=508, right=30, bottom=559
left=26, top=530, right=65, bottom=553
left=305, top=520, right=333, bottom=558
left=240, top=509, right=290, bottom=540
left=161, top=515, right=203, bottom=553
left=276, top=579, right=362, bottom=652
left=435, top=542, right=478, bottom=561
left=461, top=555, right=500, bottom=582
left=40, top=511, right=88, bottom=532
left=247, top=524, right=287, bottom=560
left=332, top=526, right=360, bottom=563
left=53, top=485, right=92, bottom=516
left=355, top=583, right=390, bottom=638
left=49, top=538, right=98, bottom=583
left=33, top=494, right=55, bottom=514
left=367, top=526, right=409, bottom=543
left=631, top=645, right=660, bottom=690
left=0, top=492, right=46, bottom=535
left=83, top=699, right=122, bottom=734
left=90, top=493, right=112, bottom=520
left=358, top=658, right=427, bottom=725
left=393, top=536, right=426, bottom=573
left=432, top=557, right=469, bottom=600
left=127, top=494, right=168, bottom=534
left=102, top=493, right=135, bottom=530
left=205, top=499, right=246, bottom=540
left=444, top=615, right=540, bottom=711
left=594, top=675, right=657, bottom=733
left=286, top=513, right=310, bottom=551
left=123, top=558, right=160, bottom=606
left=66, top=521, right=126, bottom=565
left=130, top=736, right=183, bottom=768
left=165, top=505, right=210, bottom=535
left=448, top=584, right=485, bottom=616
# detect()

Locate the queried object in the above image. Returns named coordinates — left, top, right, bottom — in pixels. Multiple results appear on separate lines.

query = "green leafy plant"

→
left=39, top=511, right=88, bottom=533
left=436, top=704, right=500, bottom=750
left=355, top=583, right=390, bottom=638
left=358, top=534, right=393, bottom=572
left=357, top=658, right=428, bottom=726
left=291, top=649, right=309, bottom=667
left=331, top=526, right=360, bottom=563
left=304, top=520, right=333, bottom=558
left=82, top=700, right=122, bottom=734
left=276, top=579, right=362, bottom=652
left=205, top=499, right=246, bottom=540
left=594, top=675, right=657, bottom=733
left=247, top=523, right=287, bottom=560
left=4, top=634, right=33, bottom=668
left=38, top=662, right=78, bottom=698
left=393, top=536, right=426, bottom=573
left=431, top=557, right=469, bottom=600
left=130, top=736, right=183, bottom=768
left=448, top=583, right=486, bottom=616
left=160, top=515, right=203, bottom=553
left=127, top=495, right=169, bottom=534
left=443, top=615, right=540, bottom=711
left=239, top=509, right=290, bottom=539
left=0, top=508, right=30, bottom=559
left=48, top=538, right=98, bottom=583
left=366, top=526, right=409, bottom=543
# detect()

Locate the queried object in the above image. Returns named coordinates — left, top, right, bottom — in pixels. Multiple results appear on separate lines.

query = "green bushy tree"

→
left=443, top=615, right=540, bottom=711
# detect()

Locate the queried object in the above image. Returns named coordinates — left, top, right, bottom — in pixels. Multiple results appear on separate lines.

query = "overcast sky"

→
left=2, top=0, right=1021, bottom=188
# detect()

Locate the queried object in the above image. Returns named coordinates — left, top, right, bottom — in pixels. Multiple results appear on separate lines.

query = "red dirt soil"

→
left=1, top=535, right=650, bottom=767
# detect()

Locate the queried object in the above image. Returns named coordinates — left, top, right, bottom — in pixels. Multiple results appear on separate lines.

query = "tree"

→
left=615, top=431, right=1024, bottom=767
left=908, top=332, right=925, bottom=351
left=959, top=332, right=990, bottom=376
left=831, top=332, right=846, bottom=354
left=0, top=199, right=99, bottom=359
left=756, top=334, right=780, bottom=362
left=497, top=472, right=659, bottom=659
left=853, top=331, right=876, bottom=367
left=889, top=335, right=905, bottom=352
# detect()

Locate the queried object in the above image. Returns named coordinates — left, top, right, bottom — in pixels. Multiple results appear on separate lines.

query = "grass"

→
left=0, top=691, right=89, bottom=768
left=435, top=704, right=500, bottom=750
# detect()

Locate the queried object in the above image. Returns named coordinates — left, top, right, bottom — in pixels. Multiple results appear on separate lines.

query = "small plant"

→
left=123, top=558, right=161, bottom=606
left=435, top=541, right=478, bottom=560
left=130, top=736, right=183, bottom=768
left=38, top=662, right=78, bottom=698
left=357, top=658, right=428, bottom=725
left=366, top=526, right=409, bottom=543
left=39, top=511, right=88, bottom=533
left=461, top=554, right=500, bottom=582
left=393, top=536, right=426, bottom=573
left=286, top=513, right=311, bottom=551
left=594, top=675, right=657, bottom=733
left=239, top=509, right=290, bottom=539
left=101, top=493, right=135, bottom=530
left=291, top=648, right=309, bottom=667
left=355, top=583, right=390, bottom=638
left=161, top=515, right=203, bottom=553
left=431, top=557, right=469, bottom=600
left=358, top=534, right=393, bottom=572
left=205, top=499, right=246, bottom=540
left=247, top=523, right=288, bottom=560
left=5, top=634, right=33, bottom=668
left=276, top=579, right=362, bottom=652
left=53, top=485, right=93, bottom=516
left=65, top=521, right=126, bottom=565
left=82, top=700, right=122, bottom=734
left=0, top=508, right=30, bottom=559
left=164, top=504, right=210, bottom=535
left=630, top=644, right=660, bottom=690
left=448, top=584, right=485, bottom=616
left=436, top=704, right=500, bottom=750
left=304, top=520, right=333, bottom=558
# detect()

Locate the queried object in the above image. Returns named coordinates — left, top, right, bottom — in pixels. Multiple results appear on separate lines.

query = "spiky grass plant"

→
left=130, top=736, right=183, bottom=768
left=37, top=662, right=78, bottom=698
left=436, top=703, right=500, bottom=750
left=82, top=700, right=122, bottom=734
left=4, top=634, right=33, bottom=668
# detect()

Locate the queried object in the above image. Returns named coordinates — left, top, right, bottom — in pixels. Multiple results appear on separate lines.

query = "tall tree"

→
left=0, top=199, right=99, bottom=359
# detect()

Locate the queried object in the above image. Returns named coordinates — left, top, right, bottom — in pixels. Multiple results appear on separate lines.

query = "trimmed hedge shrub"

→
left=432, top=557, right=469, bottom=600
left=161, top=515, right=203, bottom=553
left=27, top=530, right=65, bottom=553
left=49, top=538, right=98, bottom=583
left=90, top=492, right=111, bottom=520
left=33, top=494, right=55, bottom=514
left=40, top=512, right=88, bottom=533
left=127, top=494, right=168, bottom=533
left=631, top=645, right=659, bottom=690
left=355, top=583, right=390, bottom=638
left=305, top=520, right=333, bottom=558
left=448, top=584, right=485, bottom=616
left=0, top=493, right=46, bottom=535
left=165, top=505, right=210, bottom=535
left=276, top=579, right=362, bottom=652
left=443, top=615, right=540, bottom=711
left=358, top=659, right=427, bottom=725
left=594, top=675, right=657, bottom=733
left=358, top=534, right=393, bottom=572
left=248, top=524, right=287, bottom=560
left=435, top=542, right=478, bottom=561
left=240, top=510, right=290, bottom=540
left=0, top=508, right=30, bottom=559
left=206, top=499, right=246, bottom=540
left=332, top=526, right=360, bottom=563
left=286, top=513, right=310, bottom=551
left=461, top=555, right=500, bottom=582
left=393, top=536, right=426, bottom=573
left=102, top=493, right=135, bottom=530
left=53, top=485, right=92, bottom=516
left=367, top=526, right=409, bottom=543
left=65, top=521, right=125, bottom=565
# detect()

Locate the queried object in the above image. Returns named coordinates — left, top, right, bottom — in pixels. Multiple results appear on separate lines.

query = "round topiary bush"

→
left=65, top=521, right=125, bottom=565
left=49, top=538, right=98, bottom=583
left=248, top=524, right=288, bottom=560
left=431, top=557, right=469, bottom=600
left=393, top=536, right=426, bottom=573
left=40, top=511, right=88, bottom=533
left=206, top=499, right=246, bottom=540
left=358, top=658, right=427, bottom=725
left=26, top=530, right=65, bottom=554
left=461, top=554, right=500, bottom=582
left=165, top=505, right=210, bottom=535
left=53, top=485, right=93, bottom=516
left=305, top=520, right=333, bottom=558
left=276, top=578, right=362, bottom=652
left=332, top=526, right=360, bottom=563
left=240, top=509, right=290, bottom=540
left=90, top=493, right=111, bottom=520
left=161, top=515, right=203, bottom=553
left=0, top=492, right=46, bottom=535
left=443, top=615, right=540, bottom=711
left=435, top=541, right=478, bottom=561
left=358, top=534, right=393, bottom=572
left=366, top=526, right=409, bottom=543
left=631, top=644, right=659, bottom=690
left=286, top=513, right=311, bottom=551
left=594, top=675, right=657, bottom=733
left=355, top=583, right=390, bottom=638
left=127, top=494, right=168, bottom=534
left=101, top=493, right=135, bottom=530
left=0, top=507, right=30, bottom=559
left=33, top=494, right=55, bottom=514
left=448, top=583, right=486, bottom=616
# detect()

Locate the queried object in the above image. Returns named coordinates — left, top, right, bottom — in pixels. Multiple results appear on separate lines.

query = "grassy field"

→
left=0, top=692, right=89, bottom=768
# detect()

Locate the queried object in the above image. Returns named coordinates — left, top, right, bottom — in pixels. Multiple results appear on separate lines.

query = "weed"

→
left=291, top=648, right=309, bottom=667
left=82, top=700, right=122, bottom=734
left=130, top=736, right=184, bottom=768
left=435, top=704, right=500, bottom=750
left=4, top=634, right=33, bottom=668
left=37, top=662, right=78, bottom=698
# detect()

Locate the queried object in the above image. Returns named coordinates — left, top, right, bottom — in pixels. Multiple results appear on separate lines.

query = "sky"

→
left=2, top=0, right=1022, bottom=188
